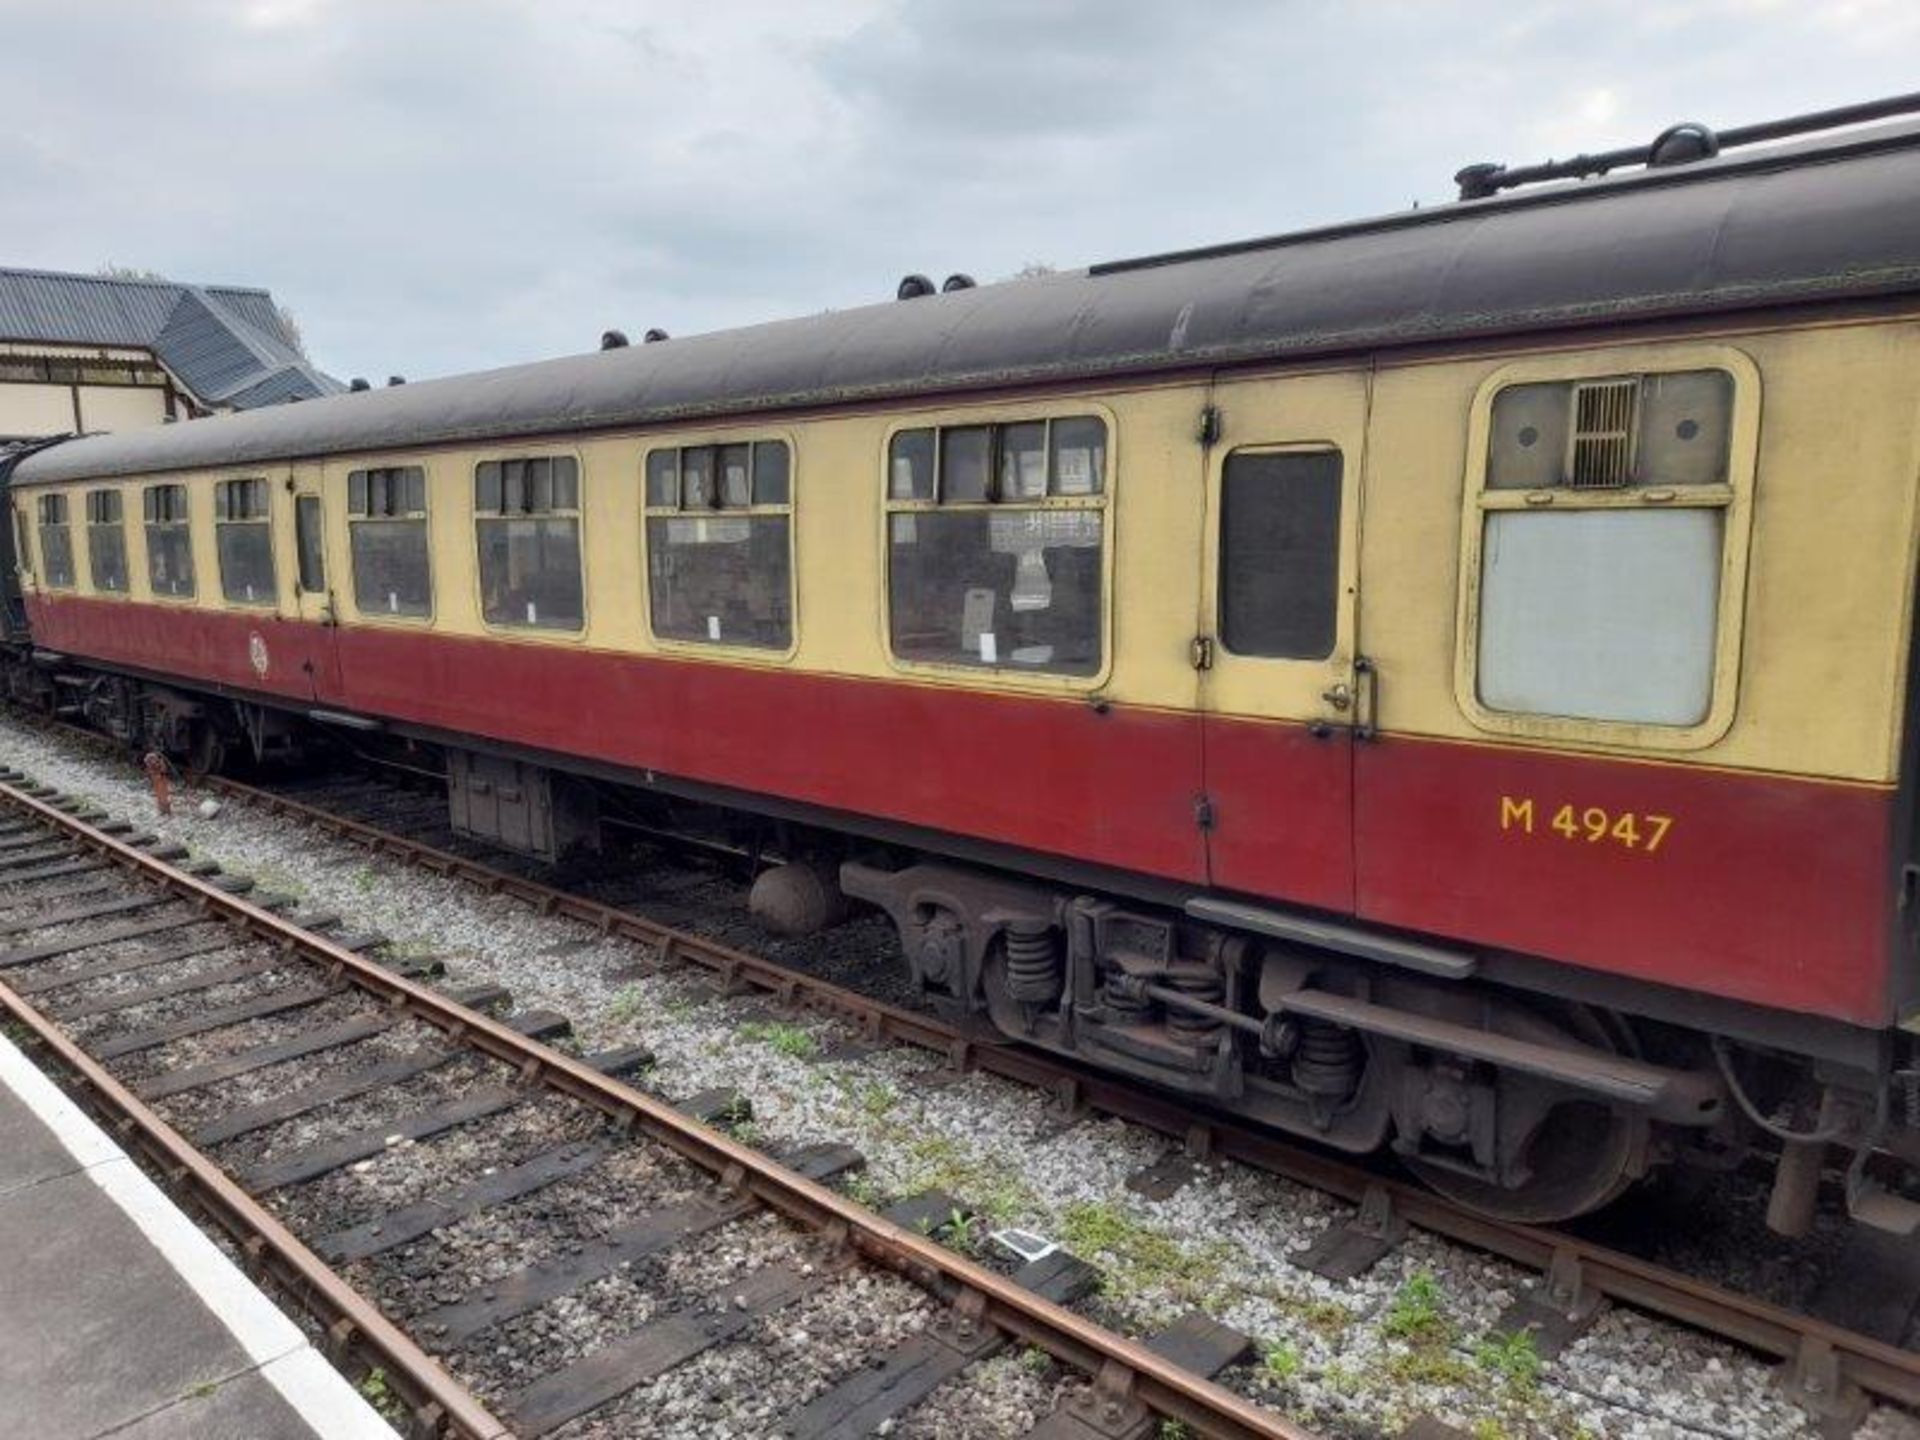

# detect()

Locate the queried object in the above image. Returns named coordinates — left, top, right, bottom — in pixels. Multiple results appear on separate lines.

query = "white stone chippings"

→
left=3, top=715, right=1916, bottom=1439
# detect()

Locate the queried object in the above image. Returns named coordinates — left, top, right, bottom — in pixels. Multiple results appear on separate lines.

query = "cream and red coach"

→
left=8, top=109, right=1920, bottom=1229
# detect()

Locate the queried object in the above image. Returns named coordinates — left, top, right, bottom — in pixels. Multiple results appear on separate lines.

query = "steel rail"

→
left=0, top=788, right=507, bottom=1440
left=0, top=777, right=1310, bottom=1440
left=195, top=765, right=1920, bottom=1412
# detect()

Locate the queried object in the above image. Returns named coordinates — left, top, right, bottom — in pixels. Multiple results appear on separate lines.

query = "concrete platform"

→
left=0, top=1030, right=394, bottom=1440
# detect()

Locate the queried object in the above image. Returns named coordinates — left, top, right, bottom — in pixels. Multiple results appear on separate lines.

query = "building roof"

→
left=0, top=267, right=340, bottom=410
left=16, top=118, right=1920, bottom=488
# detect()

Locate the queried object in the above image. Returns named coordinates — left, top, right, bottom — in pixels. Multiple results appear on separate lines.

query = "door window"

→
left=295, top=495, right=326, bottom=594
left=1218, top=450, right=1342, bottom=660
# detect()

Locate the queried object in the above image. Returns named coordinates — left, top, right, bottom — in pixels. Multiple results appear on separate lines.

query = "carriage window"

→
left=348, top=465, right=431, bottom=617
left=143, top=484, right=194, bottom=597
left=215, top=477, right=275, bottom=605
left=85, top=489, right=128, bottom=593
left=886, top=417, right=1107, bottom=677
left=1219, top=451, right=1341, bottom=660
left=36, top=493, right=73, bottom=589
left=1474, top=369, right=1735, bottom=726
left=643, top=440, right=792, bottom=649
left=475, top=456, right=582, bottom=631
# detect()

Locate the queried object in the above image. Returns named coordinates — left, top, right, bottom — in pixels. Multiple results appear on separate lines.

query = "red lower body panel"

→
left=1355, top=736, right=1894, bottom=1025
left=26, top=594, right=1898, bottom=1026
left=28, top=595, right=1210, bottom=886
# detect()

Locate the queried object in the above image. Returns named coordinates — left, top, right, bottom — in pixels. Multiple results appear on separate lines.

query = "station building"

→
left=0, top=266, right=340, bottom=441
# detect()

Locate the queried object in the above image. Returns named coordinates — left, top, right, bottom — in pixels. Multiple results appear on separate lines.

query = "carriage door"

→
left=1197, top=371, right=1368, bottom=911
left=289, top=475, right=343, bottom=702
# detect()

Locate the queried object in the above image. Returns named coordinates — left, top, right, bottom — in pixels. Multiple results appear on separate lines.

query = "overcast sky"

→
left=3, top=0, right=1916, bottom=382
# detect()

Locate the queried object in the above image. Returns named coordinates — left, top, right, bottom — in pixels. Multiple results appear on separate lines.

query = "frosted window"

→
left=1478, top=508, right=1720, bottom=725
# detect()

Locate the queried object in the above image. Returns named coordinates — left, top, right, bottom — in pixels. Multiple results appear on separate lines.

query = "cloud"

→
left=0, top=0, right=1913, bottom=382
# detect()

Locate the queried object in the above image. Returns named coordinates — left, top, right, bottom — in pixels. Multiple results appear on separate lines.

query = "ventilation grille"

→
left=1568, top=379, right=1639, bottom=488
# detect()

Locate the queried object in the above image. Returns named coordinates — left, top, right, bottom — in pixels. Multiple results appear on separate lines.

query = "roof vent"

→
left=1453, top=162, right=1504, bottom=201
left=349, top=377, right=371, bottom=392
left=387, top=375, right=406, bottom=387
left=1569, top=379, right=1639, bottom=488
left=601, top=329, right=629, bottom=350
left=1648, top=122, right=1719, bottom=168
left=643, top=328, right=670, bottom=344
left=896, top=274, right=936, bottom=301
left=941, top=273, right=977, bottom=293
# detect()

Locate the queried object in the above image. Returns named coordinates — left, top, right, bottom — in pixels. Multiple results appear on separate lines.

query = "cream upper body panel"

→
left=1357, top=320, right=1920, bottom=785
left=16, top=317, right=1920, bottom=786
left=271, top=388, right=1214, bottom=713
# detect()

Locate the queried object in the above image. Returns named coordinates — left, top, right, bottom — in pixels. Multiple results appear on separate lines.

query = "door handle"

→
left=1321, top=681, right=1353, bottom=712
left=1355, top=656, right=1379, bottom=742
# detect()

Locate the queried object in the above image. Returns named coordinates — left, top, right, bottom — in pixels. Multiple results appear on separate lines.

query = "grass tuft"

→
left=1261, top=1340, right=1300, bottom=1383
left=1473, top=1328, right=1542, bottom=1395
left=1381, top=1270, right=1450, bottom=1345
left=739, top=1019, right=819, bottom=1059
left=1056, top=1199, right=1232, bottom=1305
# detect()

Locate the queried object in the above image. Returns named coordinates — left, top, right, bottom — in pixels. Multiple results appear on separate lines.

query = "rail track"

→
left=0, top=769, right=1308, bottom=1440
left=166, top=753, right=1920, bottom=1432
left=11, top=711, right=1920, bottom=1433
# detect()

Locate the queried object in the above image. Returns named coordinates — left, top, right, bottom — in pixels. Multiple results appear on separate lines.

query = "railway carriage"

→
left=9, top=112, right=1920, bottom=1231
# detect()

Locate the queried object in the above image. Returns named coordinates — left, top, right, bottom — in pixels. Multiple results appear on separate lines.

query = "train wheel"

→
left=1401, top=1005, right=1648, bottom=1224
left=187, top=723, right=228, bottom=777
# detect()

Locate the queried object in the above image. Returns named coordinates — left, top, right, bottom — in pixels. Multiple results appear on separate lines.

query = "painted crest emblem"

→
left=247, top=631, right=270, bottom=679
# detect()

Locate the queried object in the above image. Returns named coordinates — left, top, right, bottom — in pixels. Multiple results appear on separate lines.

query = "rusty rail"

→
left=0, top=775, right=1312, bottom=1440
left=188, top=764, right=1920, bottom=1414
left=0, top=786, right=507, bottom=1440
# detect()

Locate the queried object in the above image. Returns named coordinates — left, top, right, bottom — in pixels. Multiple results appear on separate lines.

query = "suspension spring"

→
left=1003, top=921, right=1063, bottom=1005
left=1292, top=1018, right=1364, bottom=1100
left=1104, top=969, right=1152, bottom=1019
left=1163, top=968, right=1226, bottom=1043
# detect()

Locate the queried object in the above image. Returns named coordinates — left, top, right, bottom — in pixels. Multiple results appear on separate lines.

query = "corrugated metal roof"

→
left=17, top=119, right=1920, bottom=487
left=222, top=365, right=338, bottom=410
left=0, top=269, right=185, bottom=347
left=202, top=287, right=296, bottom=344
left=0, top=267, right=339, bottom=411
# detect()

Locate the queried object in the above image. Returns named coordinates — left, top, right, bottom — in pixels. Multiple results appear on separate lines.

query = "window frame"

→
left=84, top=486, right=130, bottom=596
left=344, top=461, right=435, bottom=624
left=640, top=432, right=799, bottom=660
left=1453, top=345, right=1762, bottom=751
left=469, top=450, right=588, bottom=637
left=879, top=403, right=1117, bottom=691
left=141, top=481, right=196, bottom=602
left=35, top=491, right=75, bottom=590
left=213, top=475, right=277, bottom=607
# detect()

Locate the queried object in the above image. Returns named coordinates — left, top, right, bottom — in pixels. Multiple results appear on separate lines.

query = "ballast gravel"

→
left=4, top=714, right=1918, bottom=1440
